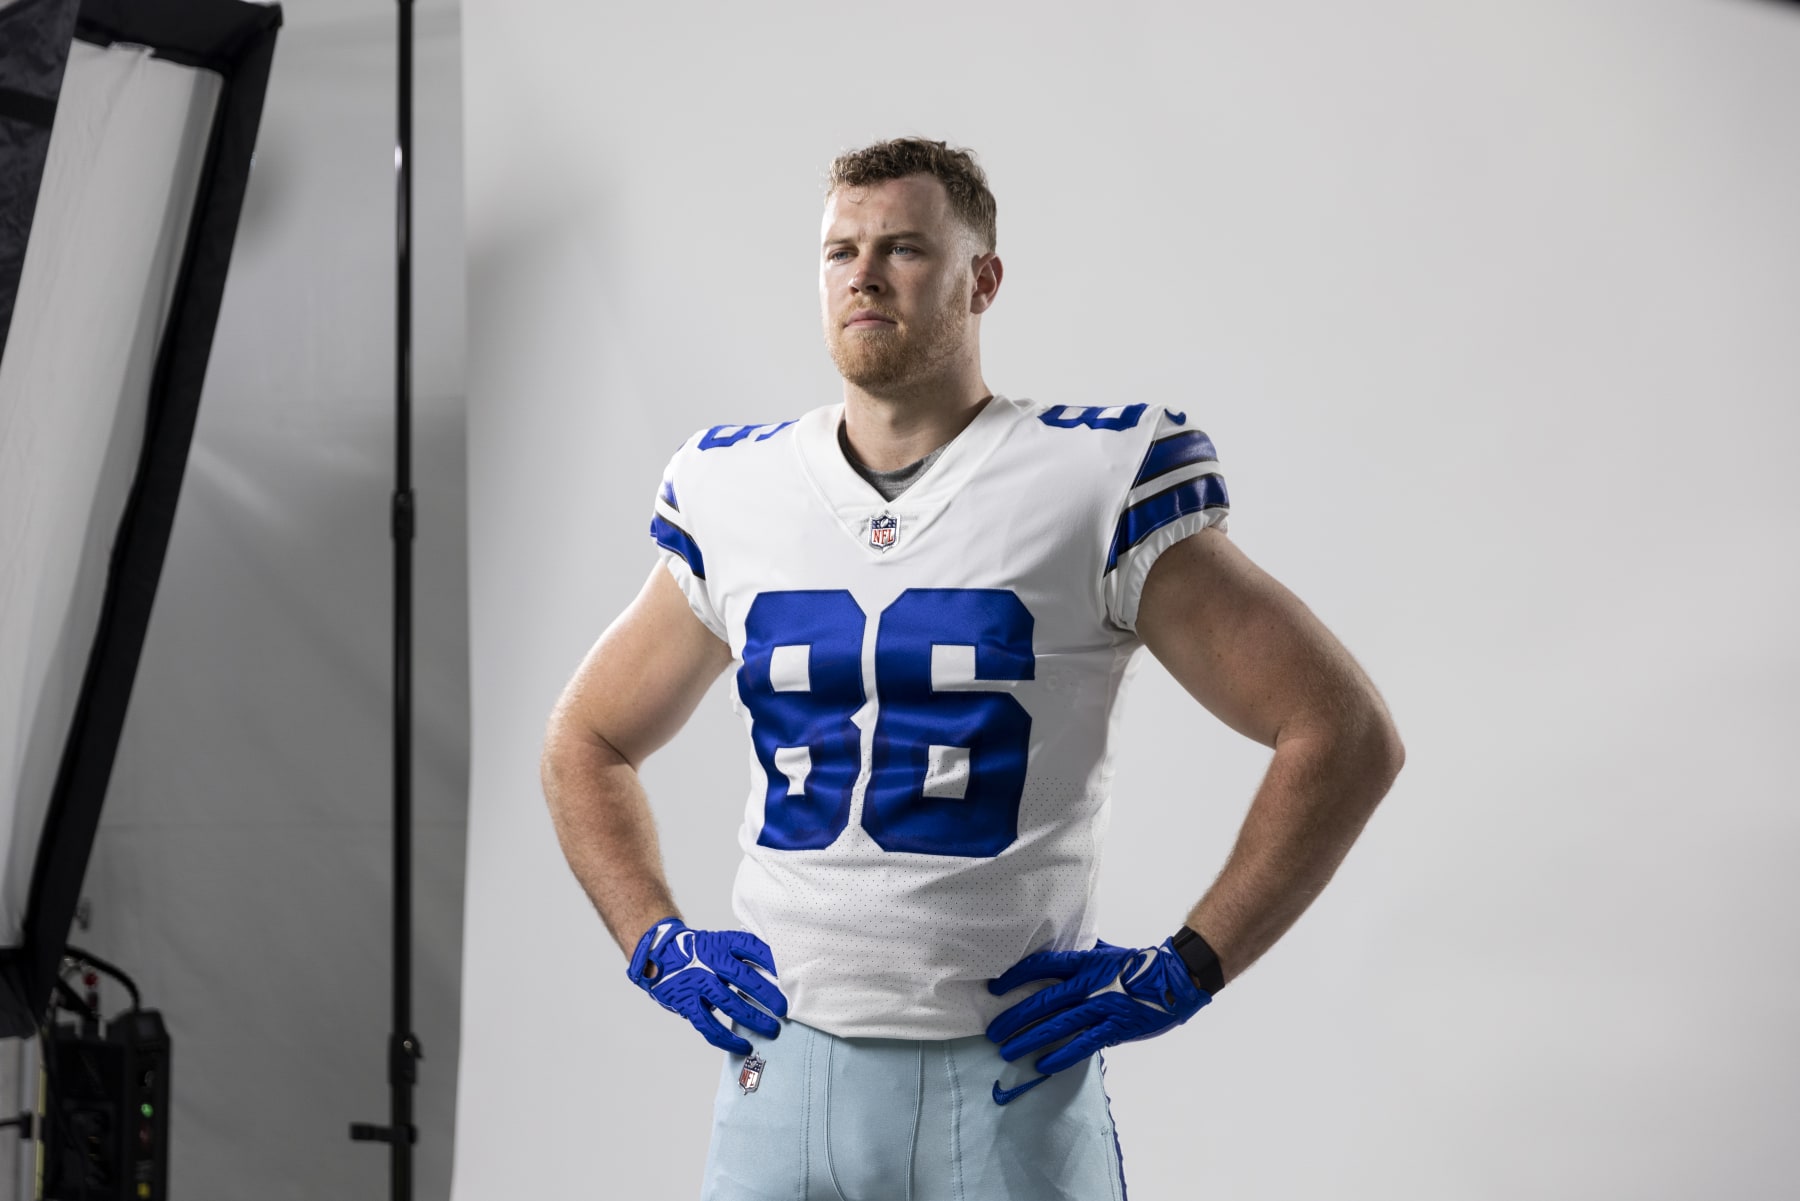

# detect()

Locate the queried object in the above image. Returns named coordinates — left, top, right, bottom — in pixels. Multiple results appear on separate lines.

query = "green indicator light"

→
left=141, top=1104, right=153, bottom=1118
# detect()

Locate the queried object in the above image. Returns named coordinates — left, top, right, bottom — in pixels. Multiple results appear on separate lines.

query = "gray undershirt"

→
left=838, top=421, right=947, bottom=502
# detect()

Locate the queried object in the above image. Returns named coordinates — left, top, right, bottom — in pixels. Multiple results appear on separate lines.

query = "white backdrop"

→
left=456, top=2, right=1800, bottom=1198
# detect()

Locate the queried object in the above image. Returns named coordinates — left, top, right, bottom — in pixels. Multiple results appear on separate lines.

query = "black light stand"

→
left=348, top=0, right=421, bottom=1196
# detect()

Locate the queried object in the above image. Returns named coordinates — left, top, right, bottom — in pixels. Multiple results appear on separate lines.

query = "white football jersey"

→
left=649, top=393, right=1228, bottom=1039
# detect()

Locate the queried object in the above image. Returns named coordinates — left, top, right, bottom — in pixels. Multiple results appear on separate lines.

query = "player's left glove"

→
left=985, top=937, right=1211, bottom=1104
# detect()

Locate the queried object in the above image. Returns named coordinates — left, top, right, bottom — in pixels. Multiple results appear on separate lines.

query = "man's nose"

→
left=850, top=268, right=883, bottom=294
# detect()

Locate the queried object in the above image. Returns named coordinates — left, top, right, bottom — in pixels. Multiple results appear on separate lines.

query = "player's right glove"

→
left=626, top=915, right=788, bottom=1055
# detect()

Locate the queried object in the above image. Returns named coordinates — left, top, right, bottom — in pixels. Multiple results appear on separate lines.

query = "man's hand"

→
left=984, top=938, right=1210, bottom=1103
left=627, top=916, right=788, bottom=1055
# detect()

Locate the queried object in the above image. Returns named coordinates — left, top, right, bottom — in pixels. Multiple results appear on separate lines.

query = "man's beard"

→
left=825, top=290, right=966, bottom=390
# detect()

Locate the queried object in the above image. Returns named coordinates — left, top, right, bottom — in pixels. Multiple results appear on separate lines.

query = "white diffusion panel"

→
left=0, top=40, right=220, bottom=938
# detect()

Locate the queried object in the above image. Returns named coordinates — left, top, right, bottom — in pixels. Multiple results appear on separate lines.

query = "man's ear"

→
left=972, top=252, right=1003, bottom=314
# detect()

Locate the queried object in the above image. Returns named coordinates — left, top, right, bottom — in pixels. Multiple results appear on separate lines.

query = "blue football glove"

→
left=626, top=916, right=788, bottom=1055
left=985, top=937, right=1211, bottom=1103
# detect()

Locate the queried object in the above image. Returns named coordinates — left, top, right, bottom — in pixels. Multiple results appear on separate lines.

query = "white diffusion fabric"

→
left=0, top=40, right=220, bottom=937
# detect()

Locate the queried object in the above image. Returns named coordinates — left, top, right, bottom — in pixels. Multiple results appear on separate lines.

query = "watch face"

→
left=1170, top=929, right=1222, bottom=994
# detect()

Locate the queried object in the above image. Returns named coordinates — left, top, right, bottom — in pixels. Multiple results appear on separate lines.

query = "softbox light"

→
left=0, top=0, right=280, bottom=1037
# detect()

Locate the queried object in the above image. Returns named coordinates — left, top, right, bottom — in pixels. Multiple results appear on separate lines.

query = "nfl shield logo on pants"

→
left=869, top=513, right=899, bottom=551
left=739, top=1052, right=765, bottom=1094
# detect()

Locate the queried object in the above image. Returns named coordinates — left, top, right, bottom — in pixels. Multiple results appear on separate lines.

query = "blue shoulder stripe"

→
left=1132, top=430, right=1217, bottom=488
left=697, top=419, right=796, bottom=450
left=659, top=478, right=679, bottom=510
left=1105, top=473, right=1229, bottom=574
left=650, top=513, right=705, bottom=579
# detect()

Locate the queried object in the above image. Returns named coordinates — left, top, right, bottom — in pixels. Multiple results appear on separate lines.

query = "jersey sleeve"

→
left=649, top=437, right=728, bottom=641
left=1101, top=408, right=1231, bottom=633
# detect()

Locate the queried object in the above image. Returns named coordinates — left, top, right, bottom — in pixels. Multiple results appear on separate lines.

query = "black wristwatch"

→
left=1170, top=925, right=1225, bottom=995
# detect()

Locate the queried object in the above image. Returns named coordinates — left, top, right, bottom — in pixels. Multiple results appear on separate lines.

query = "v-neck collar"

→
left=794, top=392, right=1027, bottom=559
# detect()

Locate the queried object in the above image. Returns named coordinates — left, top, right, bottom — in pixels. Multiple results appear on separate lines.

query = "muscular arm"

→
left=1135, top=526, right=1405, bottom=991
left=541, top=563, right=733, bottom=959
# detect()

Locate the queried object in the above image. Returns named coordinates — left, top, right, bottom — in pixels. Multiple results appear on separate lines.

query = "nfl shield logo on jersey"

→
left=869, top=513, right=899, bottom=552
left=739, top=1052, right=766, bottom=1094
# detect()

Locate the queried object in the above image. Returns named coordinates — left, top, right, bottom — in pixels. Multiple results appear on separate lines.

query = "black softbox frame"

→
left=0, top=0, right=281, bottom=1038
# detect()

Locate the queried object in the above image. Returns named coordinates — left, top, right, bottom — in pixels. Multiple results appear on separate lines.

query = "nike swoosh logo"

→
left=1166, top=410, right=1188, bottom=425
left=991, top=1074, right=1051, bottom=1106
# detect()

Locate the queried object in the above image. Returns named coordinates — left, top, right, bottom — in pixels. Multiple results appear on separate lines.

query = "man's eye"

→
left=826, top=245, right=914, bottom=262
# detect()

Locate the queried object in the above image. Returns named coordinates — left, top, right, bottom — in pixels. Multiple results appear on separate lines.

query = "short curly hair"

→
left=825, top=137, right=997, bottom=254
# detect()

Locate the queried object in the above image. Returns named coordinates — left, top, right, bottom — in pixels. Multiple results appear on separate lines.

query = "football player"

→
left=542, top=137, right=1404, bottom=1200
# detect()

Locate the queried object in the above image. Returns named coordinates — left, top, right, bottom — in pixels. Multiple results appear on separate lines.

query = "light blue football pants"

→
left=700, top=1015, right=1129, bottom=1201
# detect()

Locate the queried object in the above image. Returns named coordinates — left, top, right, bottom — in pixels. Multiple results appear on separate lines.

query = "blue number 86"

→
left=738, top=588, right=1034, bottom=858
